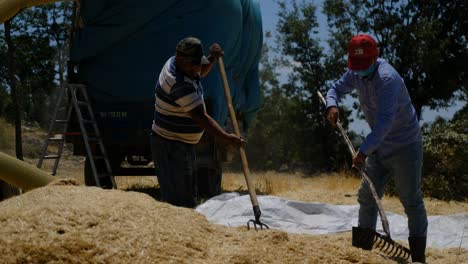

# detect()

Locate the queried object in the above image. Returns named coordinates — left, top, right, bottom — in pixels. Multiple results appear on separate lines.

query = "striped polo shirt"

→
left=152, top=57, right=205, bottom=144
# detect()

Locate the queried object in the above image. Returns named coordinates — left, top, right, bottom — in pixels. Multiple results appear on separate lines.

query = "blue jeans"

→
left=358, top=141, right=428, bottom=237
left=151, top=133, right=197, bottom=208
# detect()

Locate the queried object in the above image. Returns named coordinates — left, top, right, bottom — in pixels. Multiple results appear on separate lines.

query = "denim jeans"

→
left=151, top=133, right=197, bottom=208
left=358, top=141, right=428, bottom=237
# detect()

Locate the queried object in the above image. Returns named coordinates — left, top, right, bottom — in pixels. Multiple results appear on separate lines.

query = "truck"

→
left=66, top=0, right=263, bottom=197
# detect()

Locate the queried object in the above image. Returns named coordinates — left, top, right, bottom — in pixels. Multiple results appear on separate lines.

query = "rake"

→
left=317, top=91, right=411, bottom=261
left=218, top=57, right=269, bottom=230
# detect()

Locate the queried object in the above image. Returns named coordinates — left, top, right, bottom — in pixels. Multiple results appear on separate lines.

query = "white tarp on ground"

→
left=196, top=193, right=468, bottom=249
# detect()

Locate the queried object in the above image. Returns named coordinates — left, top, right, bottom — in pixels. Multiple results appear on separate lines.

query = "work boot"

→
left=352, top=226, right=375, bottom=250
left=408, top=237, right=426, bottom=263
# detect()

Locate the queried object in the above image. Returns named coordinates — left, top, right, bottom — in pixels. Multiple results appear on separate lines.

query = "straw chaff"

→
left=0, top=184, right=465, bottom=263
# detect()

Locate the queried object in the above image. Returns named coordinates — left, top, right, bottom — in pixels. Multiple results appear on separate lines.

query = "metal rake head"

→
left=354, top=228, right=411, bottom=261
left=373, top=232, right=411, bottom=261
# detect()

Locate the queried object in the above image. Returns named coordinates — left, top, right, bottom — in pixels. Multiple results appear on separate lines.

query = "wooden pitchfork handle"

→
left=316, top=91, right=391, bottom=237
left=217, top=57, right=268, bottom=230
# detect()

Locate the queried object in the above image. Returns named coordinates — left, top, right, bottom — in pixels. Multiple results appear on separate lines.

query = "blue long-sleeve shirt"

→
left=326, top=58, right=422, bottom=158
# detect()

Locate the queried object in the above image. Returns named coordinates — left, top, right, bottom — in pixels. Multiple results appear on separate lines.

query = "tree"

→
left=273, top=0, right=353, bottom=171
left=422, top=114, right=467, bottom=201
left=0, top=2, right=73, bottom=126
left=0, top=2, right=73, bottom=200
left=247, top=34, right=304, bottom=170
left=323, top=0, right=468, bottom=119
left=4, top=18, right=23, bottom=160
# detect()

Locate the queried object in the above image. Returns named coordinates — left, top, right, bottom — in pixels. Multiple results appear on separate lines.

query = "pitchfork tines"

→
left=247, top=205, right=269, bottom=230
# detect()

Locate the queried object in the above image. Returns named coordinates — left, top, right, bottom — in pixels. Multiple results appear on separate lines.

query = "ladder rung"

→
left=55, top=120, right=68, bottom=123
left=43, top=155, right=60, bottom=159
left=49, top=137, right=64, bottom=141
left=51, top=132, right=82, bottom=137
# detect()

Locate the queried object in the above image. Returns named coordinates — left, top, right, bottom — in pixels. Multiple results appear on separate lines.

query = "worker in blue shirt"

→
left=325, top=34, right=428, bottom=263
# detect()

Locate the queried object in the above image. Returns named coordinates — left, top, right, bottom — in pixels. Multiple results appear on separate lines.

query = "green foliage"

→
left=247, top=2, right=358, bottom=172
left=247, top=38, right=303, bottom=170
left=276, top=0, right=326, bottom=100
left=247, top=87, right=305, bottom=170
left=421, top=110, right=468, bottom=201
left=0, top=2, right=73, bottom=125
left=274, top=1, right=357, bottom=171
left=385, top=110, right=468, bottom=201
left=274, top=1, right=336, bottom=170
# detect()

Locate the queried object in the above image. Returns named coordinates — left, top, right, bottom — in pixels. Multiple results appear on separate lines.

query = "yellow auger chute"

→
left=0, top=152, right=55, bottom=191
left=0, top=0, right=60, bottom=23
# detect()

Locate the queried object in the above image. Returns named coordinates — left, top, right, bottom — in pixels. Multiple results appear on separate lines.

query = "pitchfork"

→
left=317, top=91, right=411, bottom=261
left=218, top=57, right=269, bottom=230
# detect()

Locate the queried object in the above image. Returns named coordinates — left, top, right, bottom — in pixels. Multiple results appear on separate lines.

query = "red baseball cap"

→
left=347, top=34, right=379, bottom=70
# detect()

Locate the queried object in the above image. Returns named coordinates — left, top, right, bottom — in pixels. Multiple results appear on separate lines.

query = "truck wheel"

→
left=197, top=167, right=222, bottom=199
left=84, top=157, right=117, bottom=189
left=0, top=180, right=20, bottom=201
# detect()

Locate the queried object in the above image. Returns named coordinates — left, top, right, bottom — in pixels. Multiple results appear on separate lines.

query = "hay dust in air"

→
left=0, top=179, right=466, bottom=264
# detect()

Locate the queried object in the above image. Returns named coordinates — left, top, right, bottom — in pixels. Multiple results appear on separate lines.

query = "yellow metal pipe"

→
left=0, top=152, right=55, bottom=191
left=0, top=0, right=61, bottom=23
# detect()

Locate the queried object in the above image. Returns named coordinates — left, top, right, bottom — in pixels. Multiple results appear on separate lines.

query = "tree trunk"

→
left=4, top=19, right=23, bottom=161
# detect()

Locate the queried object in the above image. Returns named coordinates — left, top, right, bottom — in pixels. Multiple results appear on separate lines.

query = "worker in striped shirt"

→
left=151, top=37, right=243, bottom=208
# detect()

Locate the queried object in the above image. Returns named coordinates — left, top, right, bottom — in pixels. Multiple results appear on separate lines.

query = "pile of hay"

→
left=0, top=183, right=464, bottom=263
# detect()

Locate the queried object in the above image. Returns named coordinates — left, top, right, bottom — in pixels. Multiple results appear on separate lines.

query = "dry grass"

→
left=222, top=171, right=468, bottom=216
left=0, top=119, right=47, bottom=158
left=0, top=118, right=14, bottom=150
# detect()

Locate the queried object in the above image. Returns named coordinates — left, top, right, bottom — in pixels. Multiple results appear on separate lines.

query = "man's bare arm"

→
left=200, top=43, right=224, bottom=77
left=188, top=104, right=243, bottom=147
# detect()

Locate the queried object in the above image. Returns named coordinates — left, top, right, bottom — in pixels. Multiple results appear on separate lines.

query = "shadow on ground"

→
left=122, top=186, right=267, bottom=207
left=124, top=186, right=162, bottom=201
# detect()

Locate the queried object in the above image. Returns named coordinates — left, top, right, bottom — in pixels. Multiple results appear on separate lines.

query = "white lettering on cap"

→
left=354, top=48, right=364, bottom=55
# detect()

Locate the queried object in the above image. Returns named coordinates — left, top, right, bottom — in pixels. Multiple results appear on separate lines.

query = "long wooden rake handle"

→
left=317, top=91, right=411, bottom=260
left=218, top=57, right=268, bottom=229
left=316, top=91, right=391, bottom=237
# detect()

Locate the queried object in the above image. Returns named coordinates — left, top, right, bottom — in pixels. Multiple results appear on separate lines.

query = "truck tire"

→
left=0, top=180, right=20, bottom=201
left=197, top=166, right=222, bottom=199
left=84, top=157, right=116, bottom=189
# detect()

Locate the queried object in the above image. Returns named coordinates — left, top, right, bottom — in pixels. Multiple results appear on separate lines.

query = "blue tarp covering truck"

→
left=68, top=0, right=263, bottom=196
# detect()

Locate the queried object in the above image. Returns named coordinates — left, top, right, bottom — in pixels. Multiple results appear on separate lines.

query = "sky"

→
left=258, top=0, right=465, bottom=135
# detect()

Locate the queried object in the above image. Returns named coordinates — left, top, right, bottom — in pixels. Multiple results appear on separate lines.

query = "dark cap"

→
left=176, top=37, right=210, bottom=65
left=347, top=34, right=379, bottom=70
